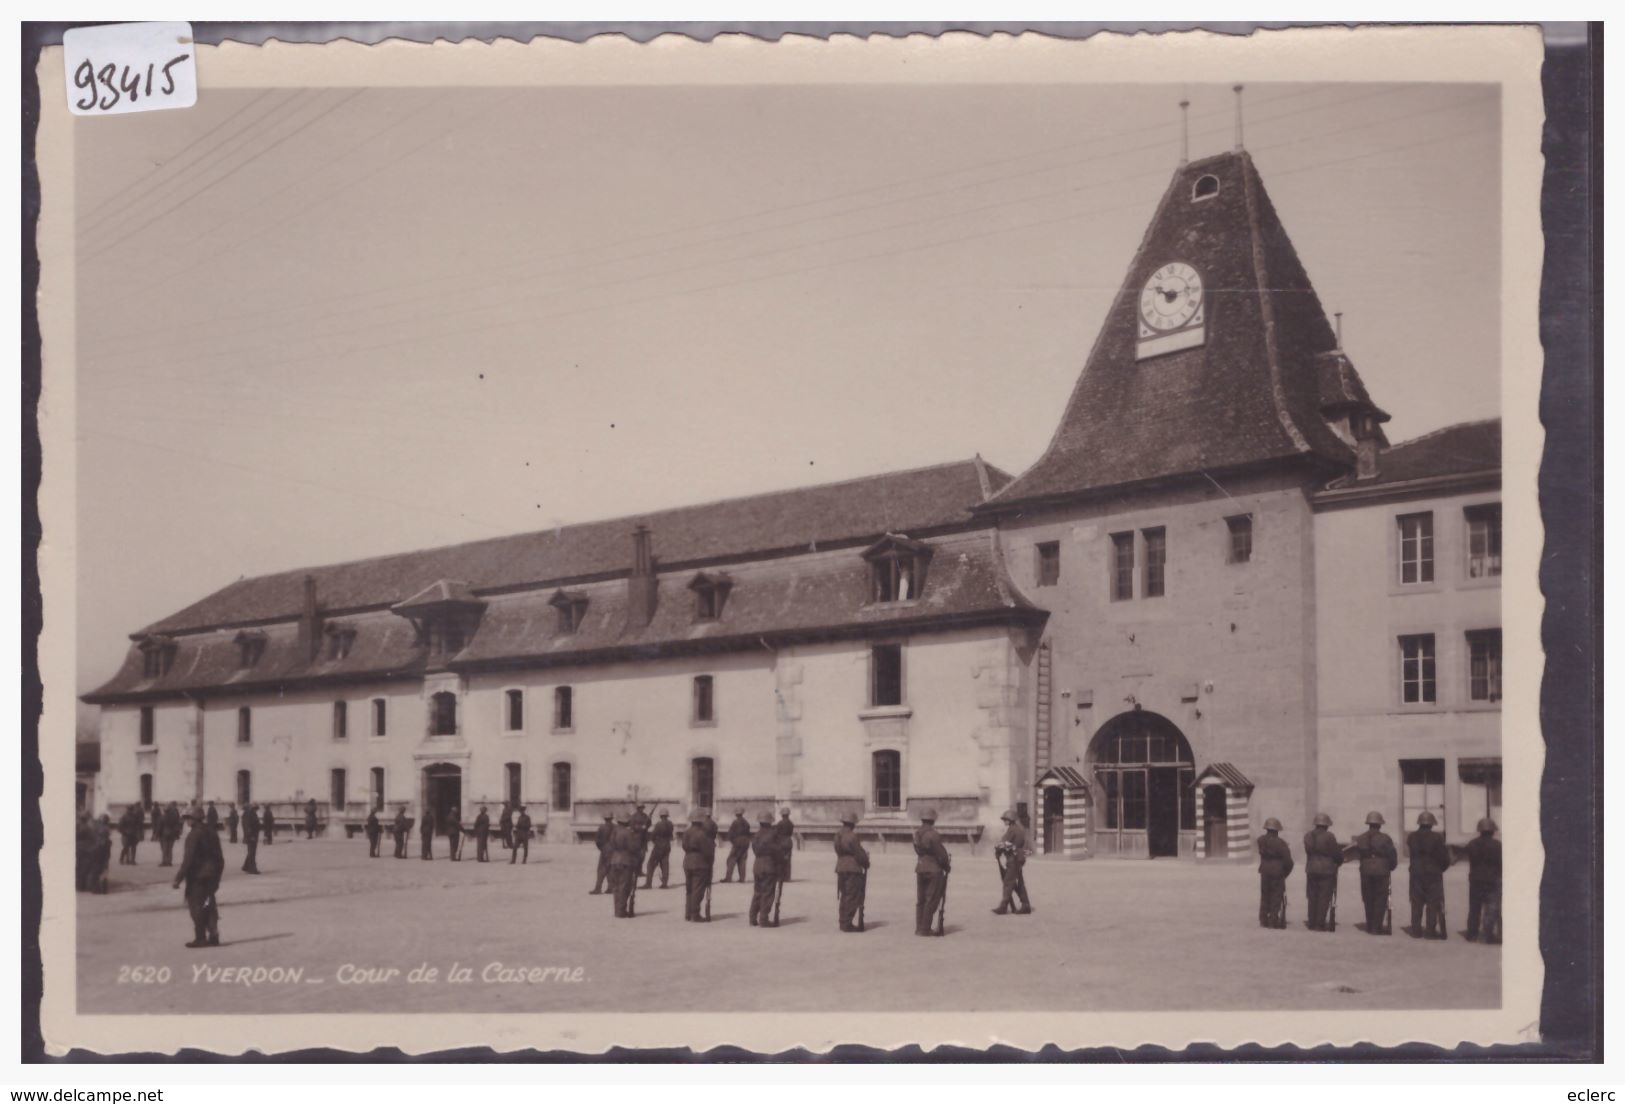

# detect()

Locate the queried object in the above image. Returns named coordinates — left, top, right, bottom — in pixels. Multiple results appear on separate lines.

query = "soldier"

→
left=446, top=806, right=463, bottom=861
left=1302, top=813, right=1344, bottom=931
left=419, top=805, right=436, bottom=860
left=833, top=811, right=870, bottom=932
left=609, top=810, right=639, bottom=919
left=991, top=808, right=1033, bottom=915
left=510, top=806, right=532, bottom=864
left=498, top=802, right=513, bottom=851
left=304, top=797, right=318, bottom=839
left=172, top=808, right=224, bottom=948
left=914, top=809, right=951, bottom=936
left=392, top=806, right=410, bottom=859
left=160, top=801, right=181, bottom=866
left=261, top=804, right=276, bottom=845
left=1407, top=810, right=1452, bottom=939
left=630, top=803, right=651, bottom=876
left=589, top=812, right=614, bottom=894
left=89, top=814, right=112, bottom=894
left=240, top=803, right=261, bottom=874
left=777, top=807, right=796, bottom=882
left=226, top=802, right=239, bottom=845
left=643, top=808, right=674, bottom=889
left=723, top=807, right=751, bottom=883
left=681, top=810, right=715, bottom=921
left=1352, top=811, right=1399, bottom=935
left=1256, top=817, right=1293, bottom=929
left=117, top=806, right=136, bottom=865
left=365, top=807, right=382, bottom=858
left=703, top=808, right=720, bottom=886
left=474, top=805, right=491, bottom=862
left=1464, top=817, right=1502, bottom=943
left=749, top=811, right=781, bottom=927
left=205, top=801, right=220, bottom=834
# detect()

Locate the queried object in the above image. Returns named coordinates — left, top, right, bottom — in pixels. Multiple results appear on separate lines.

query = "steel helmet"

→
left=1417, top=811, right=1437, bottom=827
left=1477, top=817, right=1498, bottom=833
left=1365, top=811, right=1385, bottom=826
left=1313, top=813, right=1332, bottom=828
left=1263, top=817, right=1282, bottom=831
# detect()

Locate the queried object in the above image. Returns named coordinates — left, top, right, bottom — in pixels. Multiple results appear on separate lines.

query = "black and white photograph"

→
left=28, top=23, right=1565, bottom=1062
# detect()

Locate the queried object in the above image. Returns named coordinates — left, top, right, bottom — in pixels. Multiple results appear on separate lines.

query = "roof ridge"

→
left=1388, top=417, right=1502, bottom=450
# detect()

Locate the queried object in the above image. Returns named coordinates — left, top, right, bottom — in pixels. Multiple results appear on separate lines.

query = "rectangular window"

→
left=505, top=762, right=523, bottom=808
left=691, top=757, right=715, bottom=811
left=550, top=762, right=571, bottom=811
left=372, top=698, right=387, bottom=738
left=692, top=675, right=715, bottom=723
left=553, top=686, right=573, bottom=731
left=1110, top=532, right=1135, bottom=601
left=141, top=773, right=155, bottom=807
left=139, top=706, right=154, bottom=746
left=1399, top=633, right=1437, bottom=704
left=1400, top=758, right=1446, bottom=849
left=695, top=586, right=719, bottom=620
left=237, top=706, right=252, bottom=744
left=872, top=750, right=901, bottom=810
left=1465, top=503, right=1502, bottom=579
left=332, top=700, right=348, bottom=740
left=1121, top=770, right=1148, bottom=831
left=871, top=644, right=903, bottom=707
left=1142, top=527, right=1166, bottom=598
left=330, top=768, right=346, bottom=813
left=505, top=688, right=524, bottom=731
left=370, top=767, right=385, bottom=811
left=234, top=769, right=250, bottom=807
left=1035, top=541, right=1061, bottom=587
left=1467, top=629, right=1503, bottom=703
left=1398, top=512, right=1435, bottom=585
left=1226, top=514, right=1253, bottom=564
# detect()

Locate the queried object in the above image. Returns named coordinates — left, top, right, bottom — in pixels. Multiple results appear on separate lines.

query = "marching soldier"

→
left=991, top=808, right=1033, bottom=915
left=749, top=811, right=781, bottom=927
left=474, top=805, right=491, bottom=862
left=498, top=802, right=513, bottom=851
left=446, top=806, right=463, bottom=861
left=777, top=807, right=796, bottom=882
left=833, top=811, right=869, bottom=932
left=914, top=808, right=951, bottom=936
left=590, top=811, right=614, bottom=893
left=304, top=797, right=318, bottom=839
left=1464, top=817, right=1502, bottom=943
left=1352, top=811, right=1399, bottom=934
left=392, top=806, right=410, bottom=859
left=1256, top=817, right=1293, bottom=929
left=643, top=809, right=674, bottom=889
left=226, top=802, right=239, bottom=845
left=172, top=808, right=224, bottom=948
left=510, top=806, right=532, bottom=864
left=681, top=810, right=715, bottom=921
left=419, top=805, right=436, bottom=860
left=723, top=808, right=751, bottom=883
left=1407, top=811, right=1452, bottom=938
left=365, top=807, right=382, bottom=858
left=1302, top=813, right=1344, bottom=931
left=240, top=803, right=261, bottom=874
left=609, top=810, right=638, bottom=919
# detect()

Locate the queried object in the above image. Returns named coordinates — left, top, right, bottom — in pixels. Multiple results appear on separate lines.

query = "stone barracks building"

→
left=86, top=150, right=1501, bottom=859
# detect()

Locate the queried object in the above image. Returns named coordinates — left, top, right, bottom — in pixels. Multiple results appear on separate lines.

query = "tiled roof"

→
left=1194, top=762, right=1254, bottom=793
left=137, top=458, right=1010, bottom=636
left=1356, top=418, right=1500, bottom=487
left=985, top=151, right=1380, bottom=509
left=1035, top=766, right=1088, bottom=789
left=84, top=530, right=1046, bottom=703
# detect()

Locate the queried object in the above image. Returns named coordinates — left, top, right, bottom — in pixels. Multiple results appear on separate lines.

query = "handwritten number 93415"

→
left=73, top=54, right=191, bottom=112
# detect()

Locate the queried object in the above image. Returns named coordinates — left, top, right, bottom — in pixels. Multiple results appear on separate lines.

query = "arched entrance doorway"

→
left=1087, top=710, right=1195, bottom=858
left=422, top=762, right=463, bottom=836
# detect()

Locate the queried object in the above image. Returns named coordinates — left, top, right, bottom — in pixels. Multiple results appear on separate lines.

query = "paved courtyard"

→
left=77, top=834, right=1499, bottom=1014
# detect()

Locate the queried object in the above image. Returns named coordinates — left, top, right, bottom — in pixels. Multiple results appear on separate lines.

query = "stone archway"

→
left=1086, top=710, right=1195, bottom=859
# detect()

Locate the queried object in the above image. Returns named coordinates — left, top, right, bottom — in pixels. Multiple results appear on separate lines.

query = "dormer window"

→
left=862, top=534, right=933, bottom=604
left=233, top=630, right=267, bottom=669
left=550, top=590, right=589, bottom=635
left=137, top=635, right=177, bottom=679
left=688, top=572, right=733, bottom=621
left=324, top=622, right=357, bottom=661
left=1192, top=174, right=1220, bottom=200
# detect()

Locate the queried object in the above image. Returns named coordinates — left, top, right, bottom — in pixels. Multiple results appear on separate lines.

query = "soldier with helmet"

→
left=643, top=808, right=674, bottom=890
left=748, top=811, right=783, bottom=927
left=172, top=807, right=223, bottom=948
left=1406, top=810, right=1452, bottom=938
left=723, top=807, right=751, bottom=883
left=1352, top=811, right=1400, bottom=934
left=833, top=811, right=870, bottom=932
left=590, top=811, right=614, bottom=894
left=608, top=809, right=639, bottom=918
left=913, top=808, right=951, bottom=936
left=991, top=808, right=1033, bottom=916
left=681, top=810, right=715, bottom=922
left=1464, top=817, right=1502, bottom=943
left=1302, top=812, right=1344, bottom=931
left=776, top=806, right=796, bottom=882
left=1256, top=817, right=1293, bottom=929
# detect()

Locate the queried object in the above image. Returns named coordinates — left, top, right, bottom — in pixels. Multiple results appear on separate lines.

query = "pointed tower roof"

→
left=985, top=150, right=1382, bottom=510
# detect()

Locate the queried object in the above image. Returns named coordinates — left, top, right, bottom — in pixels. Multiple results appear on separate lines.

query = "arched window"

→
left=872, top=750, right=902, bottom=811
left=429, top=691, right=458, bottom=736
left=1192, top=173, right=1220, bottom=200
left=1088, top=711, right=1195, bottom=858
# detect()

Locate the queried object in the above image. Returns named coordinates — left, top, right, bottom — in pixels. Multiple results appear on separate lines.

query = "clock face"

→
left=1138, top=262, right=1205, bottom=334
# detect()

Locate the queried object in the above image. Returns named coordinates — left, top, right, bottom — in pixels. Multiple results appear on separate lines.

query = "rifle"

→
left=935, top=872, right=948, bottom=936
left=1383, top=886, right=1393, bottom=935
left=772, top=875, right=784, bottom=926
left=627, top=863, right=638, bottom=917
left=858, top=869, right=867, bottom=932
left=1328, top=881, right=1338, bottom=932
left=703, top=877, right=712, bottom=921
left=1439, top=898, right=1448, bottom=940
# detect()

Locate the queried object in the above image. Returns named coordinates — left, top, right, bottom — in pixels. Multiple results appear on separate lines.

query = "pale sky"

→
left=72, top=81, right=1502, bottom=692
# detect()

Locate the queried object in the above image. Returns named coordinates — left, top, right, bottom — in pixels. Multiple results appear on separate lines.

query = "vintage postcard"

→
left=34, top=25, right=1547, bottom=1056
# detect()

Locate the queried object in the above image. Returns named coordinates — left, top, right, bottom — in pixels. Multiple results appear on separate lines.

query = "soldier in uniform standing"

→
left=364, top=807, right=381, bottom=857
left=629, top=803, right=651, bottom=879
left=681, top=810, right=715, bottom=922
left=445, top=806, right=463, bottom=861
left=1302, top=813, right=1344, bottom=931
left=1352, top=811, right=1399, bottom=935
left=510, top=805, right=532, bottom=864
left=749, top=811, right=781, bottom=927
left=226, top=803, right=239, bottom=845
left=609, top=810, right=638, bottom=919
left=991, top=809, right=1033, bottom=915
left=1464, top=817, right=1502, bottom=943
left=473, top=805, right=491, bottom=862
left=392, top=806, right=410, bottom=859
left=160, top=801, right=183, bottom=867
left=643, top=809, right=674, bottom=889
left=590, top=811, right=614, bottom=894
left=172, top=808, right=224, bottom=948
left=776, top=807, right=796, bottom=882
left=723, top=808, right=751, bottom=883
left=913, top=809, right=951, bottom=936
left=498, top=802, right=513, bottom=852
left=1256, top=817, right=1293, bottom=929
left=262, top=804, right=276, bottom=845
left=240, top=804, right=261, bottom=874
left=419, top=804, right=436, bottom=860
left=833, top=811, right=869, bottom=932
left=1406, top=810, right=1452, bottom=939
left=304, top=797, right=318, bottom=839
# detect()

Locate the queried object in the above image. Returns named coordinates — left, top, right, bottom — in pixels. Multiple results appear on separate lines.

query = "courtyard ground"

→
left=76, top=834, right=1499, bottom=1014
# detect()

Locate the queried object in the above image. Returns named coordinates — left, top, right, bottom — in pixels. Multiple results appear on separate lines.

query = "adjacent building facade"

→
left=86, top=148, right=1501, bottom=858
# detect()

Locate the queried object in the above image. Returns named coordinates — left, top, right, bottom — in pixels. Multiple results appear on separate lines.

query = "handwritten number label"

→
left=63, top=22, right=197, bottom=117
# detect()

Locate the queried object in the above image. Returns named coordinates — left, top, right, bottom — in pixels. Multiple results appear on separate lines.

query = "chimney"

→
left=627, top=525, right=658, bottom=628
left=1353, top=413, right=1382, bottom=481
left=296, top=574, right=322, bottom=660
